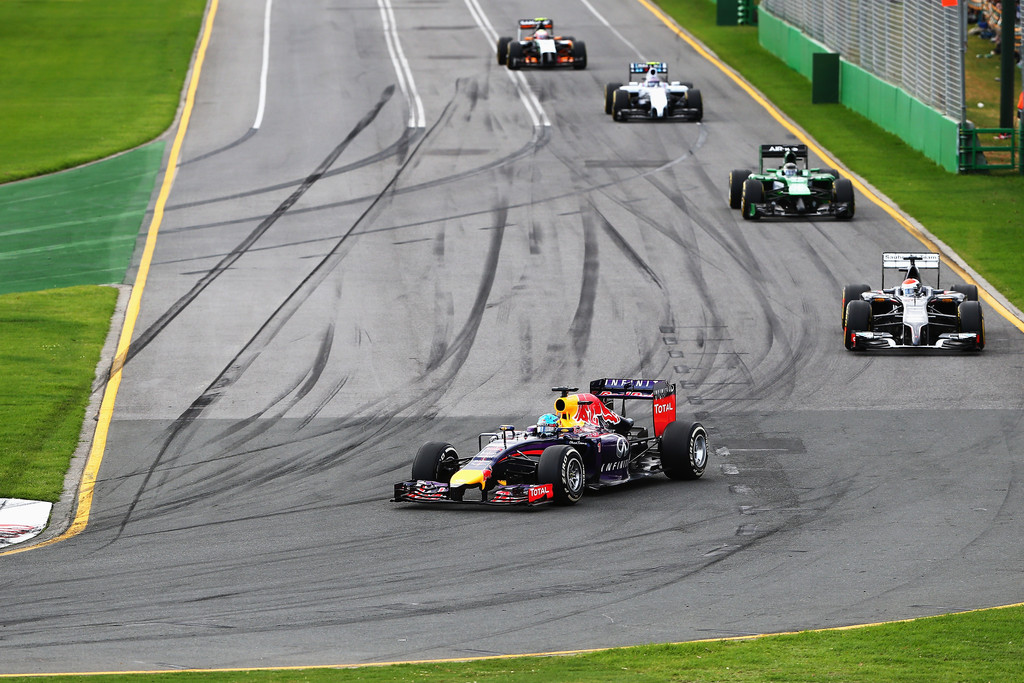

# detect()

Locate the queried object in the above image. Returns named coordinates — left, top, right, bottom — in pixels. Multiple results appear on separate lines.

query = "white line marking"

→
left=578, top=0, right=646, bottom=60
left=252, top=0, right=272, bottom=129
left=378, top=0, right=425, bottom=128
left=462, top=0, right=550, bottom=128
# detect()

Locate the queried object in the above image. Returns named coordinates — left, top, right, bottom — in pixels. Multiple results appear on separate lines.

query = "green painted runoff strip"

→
left=0, top=142, right=164, bottom=295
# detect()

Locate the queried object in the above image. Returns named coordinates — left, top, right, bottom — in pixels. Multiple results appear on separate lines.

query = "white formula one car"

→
left=842, top=252, right=985, bottom=351
left=604, top=62, right=703, bottom=122
left=496, top=18, right=587, bottom=70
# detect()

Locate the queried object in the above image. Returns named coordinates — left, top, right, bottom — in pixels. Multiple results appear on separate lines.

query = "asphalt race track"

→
left=2, top=0, right=1023, bottom=674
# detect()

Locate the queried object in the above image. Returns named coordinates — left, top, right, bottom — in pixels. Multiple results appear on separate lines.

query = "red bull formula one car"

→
left=393, top=378, right=709, bottom=507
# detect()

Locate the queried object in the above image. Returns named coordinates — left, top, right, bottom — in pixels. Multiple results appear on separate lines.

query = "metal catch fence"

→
left=760, top=0, right=964, bottom=121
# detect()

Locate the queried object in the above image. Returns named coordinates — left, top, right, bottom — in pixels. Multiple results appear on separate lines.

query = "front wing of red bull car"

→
left=392, top=378, right=709, bottom=507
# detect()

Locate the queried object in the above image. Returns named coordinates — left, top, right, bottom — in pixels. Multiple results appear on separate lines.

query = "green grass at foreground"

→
left=2, top=605, right=1021, bottom=681
left=0, top=0, right=206, bottom=184
left=0, top=286, right=117, bottom=501
left=659, top=0, right=1024, bottom=309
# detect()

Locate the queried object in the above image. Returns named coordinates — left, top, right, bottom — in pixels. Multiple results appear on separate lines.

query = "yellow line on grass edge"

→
left=0, top=0, right=221, bottom=557
left=635, top=0, right=1024, bottom=334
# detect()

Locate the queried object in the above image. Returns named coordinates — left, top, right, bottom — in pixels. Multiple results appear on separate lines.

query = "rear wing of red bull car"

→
left=589, top=378, right=676, bottom=436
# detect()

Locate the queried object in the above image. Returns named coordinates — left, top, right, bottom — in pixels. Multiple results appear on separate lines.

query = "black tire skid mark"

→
left=568, top=195, right=600, bottom=363
left=641, top=162, right=810, bottom=409
left=179, top=127, right=257, bottom=167
left=125, top=86, right=400, bottom=367
left=162, top=79, right=548, bottom=224
left=109, top=94, right=549, bottom=527
left=105, top=89, right=455, bottom=540
left=542, top=134, right=678, bottom=375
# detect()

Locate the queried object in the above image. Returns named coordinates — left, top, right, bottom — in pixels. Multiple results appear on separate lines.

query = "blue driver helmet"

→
left=537, top=413, right=559, bottom=436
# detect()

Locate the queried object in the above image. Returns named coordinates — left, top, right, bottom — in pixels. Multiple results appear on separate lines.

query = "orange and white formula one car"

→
left=496, top=18, right=587, bottom=70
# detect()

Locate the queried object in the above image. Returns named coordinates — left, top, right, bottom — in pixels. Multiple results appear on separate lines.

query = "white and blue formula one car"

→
left=604, top=62, right=703, bottom=122
left=842, top=252, right=985, bottom=351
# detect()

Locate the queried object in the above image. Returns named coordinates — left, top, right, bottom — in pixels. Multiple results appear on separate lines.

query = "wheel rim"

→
left=692, top=433, right=707, bottom=468
left=567, top=457, right=584, bottom=493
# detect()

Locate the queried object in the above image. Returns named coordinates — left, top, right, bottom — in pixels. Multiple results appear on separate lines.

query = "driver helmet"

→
left=536, top=413, right=559, bottom=436
left=901, top=278, right=921, bottom=297
left=645, top=71, right=660, bottom=87
left=534, top=29, right=549, bottom=40
left=782, top=162, right=798, bottom=177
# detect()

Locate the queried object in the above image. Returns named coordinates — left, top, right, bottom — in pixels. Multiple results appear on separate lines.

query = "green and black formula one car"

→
left=728, top=144, right=855, bottom=220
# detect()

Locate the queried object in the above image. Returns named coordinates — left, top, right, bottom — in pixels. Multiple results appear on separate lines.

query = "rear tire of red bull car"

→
left=660, top=421, right=708, bottom=480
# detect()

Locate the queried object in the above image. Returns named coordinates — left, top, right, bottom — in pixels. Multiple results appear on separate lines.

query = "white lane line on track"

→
left=378, top=0, right=426, bottom=129
left=462, top=0, right=551, bottom=128
left=252, top=0, right=272, bottom=129
left=578, top=0, right=646, bottom=60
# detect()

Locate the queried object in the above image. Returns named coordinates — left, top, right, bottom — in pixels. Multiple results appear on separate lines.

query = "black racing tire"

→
left=833, top=177, right=855, bottom=220
left=660, top=421, right=709, bottom=480
left=496, top=37, right=511, bottom=65
left=823, top=167, right=840, bottom=179
left=604, top=82, right=621, bottom=114
left=612, top=88, right=630, bottom=122
left=537, top=445, right=585, bottom=505
left=741, top=178, right=763, bottom=220
left=507, top=41, right=523, bottom=70
left=842, top=283, right=871, bottom=328
left=728, top=169, right=751, bottom=209
left=571, top=40, right=587, bottom=69
left=685, top=88, right=703, bottom=121
left=958, top=301, right=985, bottom=350
left=952, top=284, right=979, bottom=301
left=411, top=442, right=460, bottom=483
left=844, top=300, right=872, bottom=350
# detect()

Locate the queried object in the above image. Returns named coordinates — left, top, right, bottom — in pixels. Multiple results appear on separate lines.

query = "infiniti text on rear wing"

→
left=589, top=378, right=676, bottom=436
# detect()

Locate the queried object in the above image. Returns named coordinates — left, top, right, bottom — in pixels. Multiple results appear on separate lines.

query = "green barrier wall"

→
left=758, top=8, right=960, bottom=172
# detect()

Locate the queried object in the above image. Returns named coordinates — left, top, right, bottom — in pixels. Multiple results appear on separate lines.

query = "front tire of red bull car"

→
left=660, top=421, right=708, bottom=480
left=538, top=445, right=585, bottom=505
left=412, top=442, right=460, bottom=482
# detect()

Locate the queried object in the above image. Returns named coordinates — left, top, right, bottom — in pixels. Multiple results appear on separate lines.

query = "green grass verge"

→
left=659, top=0, right=1023, bottom=308
left=0, top=143, right=164, bottom=295
left=1, top=605, right=1021, bottom=681
left=0, top=0, right=206, bottom=184
left=0, top=286, right=117, bottom=501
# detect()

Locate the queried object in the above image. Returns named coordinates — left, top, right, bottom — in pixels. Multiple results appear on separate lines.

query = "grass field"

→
left=0, top=0, right=205, bottom=183
left=0, top=0, right=1021, bottom=680
left=0, top=286, right=117, bottom=501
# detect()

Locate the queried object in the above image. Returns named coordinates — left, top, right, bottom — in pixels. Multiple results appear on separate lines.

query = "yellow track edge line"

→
left=635, top=0, right=1024, bottom=334
left=0, top=0, right=221, bottom=558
